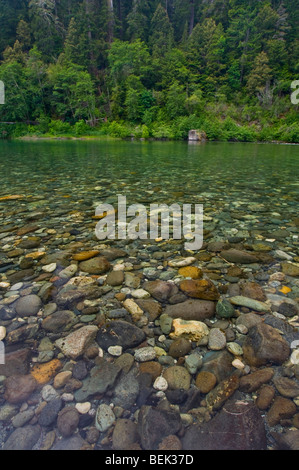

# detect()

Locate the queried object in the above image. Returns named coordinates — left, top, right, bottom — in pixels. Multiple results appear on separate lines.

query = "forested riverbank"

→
left=0, top=1, right=298, bottom=142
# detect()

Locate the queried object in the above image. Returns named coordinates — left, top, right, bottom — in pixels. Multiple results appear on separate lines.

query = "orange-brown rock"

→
left=195, top=371, right=217, bottom=394
left=30, top=359, right=63, bottom=385
left=179, top=279, right=220, bottom=300
left=72, top=250, right=100, bottom=261
left=178, top=266, right=203, bottom=279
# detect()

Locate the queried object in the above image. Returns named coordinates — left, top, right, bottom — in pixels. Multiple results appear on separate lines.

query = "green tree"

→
left=47, top=61, right=96, bottom=122
left=166, top=80, right=186, bottom=119
left=126, top=0, right=151, bottom=42
left=247, top=51, right=274, bottom=107
left=108, top=39, right=151, bottom=87
left=149, top=3, right=174, bottom=57
left=187, top=18, right=226, bottom=93
left=0, top=61, right=30, bottom=121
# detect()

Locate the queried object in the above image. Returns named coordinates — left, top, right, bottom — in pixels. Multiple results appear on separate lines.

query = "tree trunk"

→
left=107, top=0, right=114, bottom=43
left=189, top=0, right=195, bottom=35
left=85, top=0, right=93, bottom=42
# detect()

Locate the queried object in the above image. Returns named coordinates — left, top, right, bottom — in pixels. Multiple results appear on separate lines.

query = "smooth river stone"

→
left=72, top=250, right=100, bottom=261
left=179, top=279, right=220, bottom=301
left=164, top=299, right=216, bottom=321
left=15, top=294, right=42, bottom=317
left=220, top=249, right=259, bottom=264
left=170, top=318, right=209, bottom=343
left=79, top=256, right=111, bottom=274
left=228, top=296, right=271, bottom=312
left=55, top=325, right=98, bottom=359
left=182, top=399, right=267, bottom=450
left=243, top=323, right=290, bottom=367
left=96, top=320, right=146, bottom=351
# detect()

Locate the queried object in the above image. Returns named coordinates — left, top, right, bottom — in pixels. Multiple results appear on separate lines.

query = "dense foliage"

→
left=0, top=0, right=298, bottom=141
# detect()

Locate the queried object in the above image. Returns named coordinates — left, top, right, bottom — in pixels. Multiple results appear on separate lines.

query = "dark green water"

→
left=0, top=140, right=298, bottom=237
left=0, top=140, right=298, bottom=196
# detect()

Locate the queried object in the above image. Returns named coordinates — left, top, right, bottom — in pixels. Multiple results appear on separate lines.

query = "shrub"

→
left=107, top=121, right=132, bottom=138
left=48, top=119, right=72, bottom=136
left=74, top=120, right=90, bottom=136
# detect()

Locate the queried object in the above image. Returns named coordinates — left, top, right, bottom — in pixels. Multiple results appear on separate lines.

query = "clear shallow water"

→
left=0, top=140, right=298, bottom=211
left=0, top=140, right=299, bottom=451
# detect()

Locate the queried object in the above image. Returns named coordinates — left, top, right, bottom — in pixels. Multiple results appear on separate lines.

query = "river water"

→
left=0, top=139, right=298, bottom=451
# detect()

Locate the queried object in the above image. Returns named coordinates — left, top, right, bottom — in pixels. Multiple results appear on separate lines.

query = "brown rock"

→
left=72, top=250, right=100, bottom=261
left=178, top=266, right=203, bottom=279
left=240, top=281, right=266, bottom=301
left=272, top=430, right=299, bottom=450
left=168, top=337, right=192, bottom=358
left=4, top=374, right=38, bottom=404
left=135, top=299, right=162, bottom=321
left=195, top=371, right=217, bottom=394
left=164, top=299, right=216, bottom=321
left=79, top=256, right=111, bottom=274
left=17, top=225, right=39, bottom=236
left=163, top=365, right=191, bottom=390
left=220, top=249, right=259, bottom=264
left=179, top=279, right=220, bottom=301
left=267, top=396, right=297, bottom=427
left=281, top=262, right=299, bottom=277
left=158, top=435, right=182, bottom=450
left=255, top=384, right=275, bottom=410
left=57, top=406, right=80, bottom=437
left=273, top=376, right=299, bottom=398
left=139, top=362, right=162, bottom=380
left=106, top=270, right=124, bottom=286
left=0, top=348, right=31, bottom=376
left=239, top=367, right=274, bottom=393
left=293, top=414, right=299, bottom=429
left=143, top=280, right=177, bottom=302
left=243, top=323, right=290, bottom=367
left=138, top=405, right=182, bottom=450
left=112, top=419, right=139, bottom=450
left=182, top=399, right=267, bottom=450
left=206, top=374, right=240, bottom=411
left=99, top=247, right=128, bottom=260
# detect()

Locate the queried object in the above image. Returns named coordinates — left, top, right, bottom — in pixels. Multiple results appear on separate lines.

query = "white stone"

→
left=59, top=264, right=78, bottom=279
left=96, top=404, right=115, bottom=432
left=131, top=289, right=151, bottom=299
left=75, top=402, right=91, bottom=414
left=123, top=298, right=143, bottom=321
left=232, top=358, right=245, bottom=370
left=10, top=282, right=23, bottom=291
left=235, top=324, right=248, bottom=334
left=41, top=385, right=59, bottom=402
left=61, top=393, right=74, bottom=402
left=55, top=325, right=98, bottom=359
left=134, top=346, right=156, bottom=362
left=153, top=376, right=168, bottom=391
left=290, top=349, right=299, bottom=365
left=0, top=282, right=10, bottom=290
left=0, top=326, right=6, bottom=341
left=168, top=257, right=196, bottom=267
left=226, top=342, right=243, bottom=356
left=42, top=263, right=57, bottom=273
left=108, top=345, right=123, bottom=357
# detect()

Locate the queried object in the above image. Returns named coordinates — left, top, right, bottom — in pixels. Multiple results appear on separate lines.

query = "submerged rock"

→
left=243, top=323, right=290, bottom=367
left=138, top=405, right=182, bottom=450
left=182, top=399, right=267, bottom=450
left=164, top=299, right=216, bottom=321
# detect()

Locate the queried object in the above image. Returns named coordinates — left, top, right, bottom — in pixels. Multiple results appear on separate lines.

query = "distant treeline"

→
left=0, top=1, right=298, bottom=141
